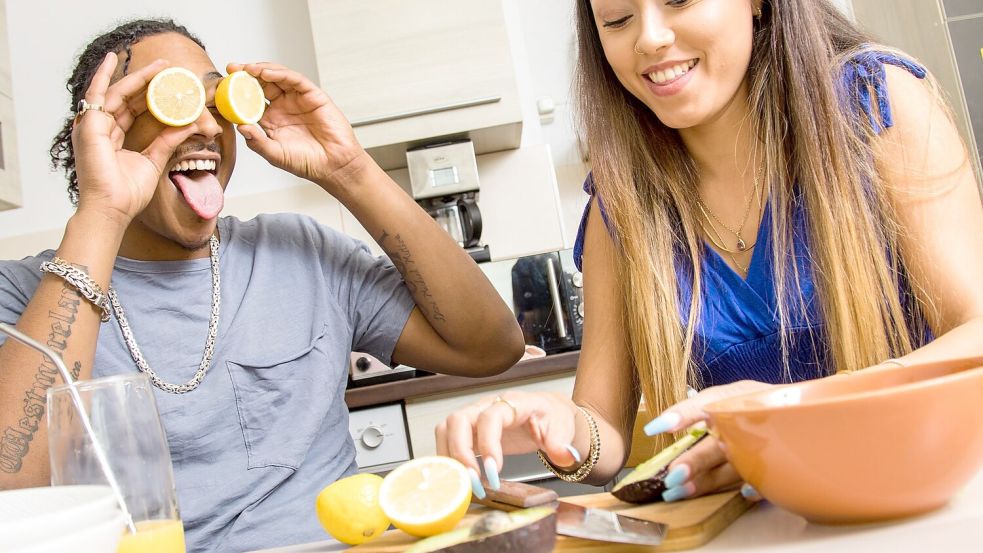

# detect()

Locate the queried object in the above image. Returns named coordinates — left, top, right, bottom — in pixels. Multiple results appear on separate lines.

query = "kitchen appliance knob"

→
left=361, top=426, right=384, bottom=449
left=577, top=303, right=585, bottom=318
left=572, top=272, right=584, bottom=288
left=355, top=356, right=371, bottom=372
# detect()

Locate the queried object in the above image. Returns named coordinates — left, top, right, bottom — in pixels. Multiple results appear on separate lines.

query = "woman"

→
left=437, top=0, right=983, bottom=503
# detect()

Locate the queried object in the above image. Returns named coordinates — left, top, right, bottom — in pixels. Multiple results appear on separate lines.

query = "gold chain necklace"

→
left=696, top=170, right=761, bottom=252
left=696, top=216, right=749, bottom=277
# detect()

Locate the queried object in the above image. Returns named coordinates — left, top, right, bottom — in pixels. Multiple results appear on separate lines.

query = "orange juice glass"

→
left=48, top=374, right=185, bottom=553
left=117, top=519, right=186, bottom=553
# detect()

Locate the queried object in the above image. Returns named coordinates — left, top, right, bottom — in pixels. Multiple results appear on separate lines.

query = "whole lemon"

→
left=315, top=473, right=390, bottom=545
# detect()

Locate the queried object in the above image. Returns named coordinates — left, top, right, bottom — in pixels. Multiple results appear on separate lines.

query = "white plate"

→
left=0, top=485, right=120, bottom=550
left=15, top=512, right=126, bottom=553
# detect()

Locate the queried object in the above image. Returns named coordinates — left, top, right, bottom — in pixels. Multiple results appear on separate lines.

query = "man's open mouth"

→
left=168, top=158, right=224, bottom=220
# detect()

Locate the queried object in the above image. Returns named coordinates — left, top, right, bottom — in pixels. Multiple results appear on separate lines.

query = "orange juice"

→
left=117, top=519, right=186, bottom=553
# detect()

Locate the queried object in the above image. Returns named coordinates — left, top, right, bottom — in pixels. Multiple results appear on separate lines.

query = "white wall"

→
left=0, top=0, right=334, bottom=258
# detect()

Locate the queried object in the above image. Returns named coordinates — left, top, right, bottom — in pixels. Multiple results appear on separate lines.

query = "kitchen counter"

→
left=252, top=467, right=983, bottom=552
left=344, top=350, right=580, bottom=409
left=698, top=468, right=983, bottom=552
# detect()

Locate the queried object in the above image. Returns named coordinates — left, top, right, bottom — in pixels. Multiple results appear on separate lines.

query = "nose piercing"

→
left=634, top=44, right=645, bottom=56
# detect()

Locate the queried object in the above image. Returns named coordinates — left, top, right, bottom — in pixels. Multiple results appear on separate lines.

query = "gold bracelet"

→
left=538, top=405, right=600, bottom=483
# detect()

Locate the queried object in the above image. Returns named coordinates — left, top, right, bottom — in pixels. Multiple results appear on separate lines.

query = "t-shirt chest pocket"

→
left=226, top=323, right=338, bottom=470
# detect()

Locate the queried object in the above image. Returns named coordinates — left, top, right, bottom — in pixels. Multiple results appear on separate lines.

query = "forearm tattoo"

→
left=379, top=231, right=446, bottom=323
left=0, top=281, right=83, bottom=473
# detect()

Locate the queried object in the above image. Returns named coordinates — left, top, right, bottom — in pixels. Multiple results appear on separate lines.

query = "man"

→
left=0, top=19, right=524, bottom=552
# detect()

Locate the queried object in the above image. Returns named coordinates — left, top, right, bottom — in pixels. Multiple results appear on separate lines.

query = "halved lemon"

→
left=146, top=67, right=206, bottom=127
left=215, top=70, right=266, bottom=125
left=379, top=456, right=472, bottom=538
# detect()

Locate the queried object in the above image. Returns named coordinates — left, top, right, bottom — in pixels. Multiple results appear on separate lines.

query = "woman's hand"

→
left=435, top=391, right=583, bottom=498
left=642, top=380, right=772, bottom=502
left=226, top=62, right=368, bottom=195
left=73, top=53, right=202, bottom=226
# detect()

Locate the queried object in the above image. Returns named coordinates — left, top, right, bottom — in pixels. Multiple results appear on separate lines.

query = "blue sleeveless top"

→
left=573, top=51, right=927, bottom=387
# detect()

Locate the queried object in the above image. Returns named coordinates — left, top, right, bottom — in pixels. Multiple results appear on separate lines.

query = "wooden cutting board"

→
left=351, top=490, right=752, bottom=552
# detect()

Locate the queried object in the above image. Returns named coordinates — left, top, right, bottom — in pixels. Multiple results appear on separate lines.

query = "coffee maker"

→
left=407, top=139, right=490, bottom=262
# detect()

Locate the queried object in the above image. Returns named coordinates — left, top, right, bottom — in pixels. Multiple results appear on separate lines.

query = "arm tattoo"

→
left=0, top=281, right=83, bottom=474
left=379, top=231, right=447, bottom=323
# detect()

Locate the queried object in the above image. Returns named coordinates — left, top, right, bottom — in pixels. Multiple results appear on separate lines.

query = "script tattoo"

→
left=0, top=282, right=82, bottom=474
left=379, top=231, right=447, bottom=323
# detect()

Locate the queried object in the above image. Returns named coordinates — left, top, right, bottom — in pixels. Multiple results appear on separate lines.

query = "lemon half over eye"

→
left=215, top=70, right=266, bottom=125
left=146, top=67, right=206, bottom=127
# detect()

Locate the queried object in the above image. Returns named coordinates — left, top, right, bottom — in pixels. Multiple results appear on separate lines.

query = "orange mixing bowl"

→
left=704, top=356, right=983, bottom=524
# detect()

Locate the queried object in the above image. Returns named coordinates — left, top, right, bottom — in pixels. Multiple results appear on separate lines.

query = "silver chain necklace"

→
left=107, top=236, right=221, bottom=394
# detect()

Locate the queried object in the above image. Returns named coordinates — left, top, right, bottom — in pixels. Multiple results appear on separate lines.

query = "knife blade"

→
left=555, top=500, right=667, bottom=545
left=475, top=479, right=668, bottom=545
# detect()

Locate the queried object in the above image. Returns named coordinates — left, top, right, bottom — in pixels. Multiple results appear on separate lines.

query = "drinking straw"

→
left=0, top=323, right=137, bottom=534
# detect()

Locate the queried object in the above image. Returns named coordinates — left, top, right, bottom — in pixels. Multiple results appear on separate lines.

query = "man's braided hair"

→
left=49, top=19, right=205, bottom=205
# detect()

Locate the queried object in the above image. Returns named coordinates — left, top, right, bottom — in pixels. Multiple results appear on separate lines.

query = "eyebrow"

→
left=203, top=71, right=224, bottom=83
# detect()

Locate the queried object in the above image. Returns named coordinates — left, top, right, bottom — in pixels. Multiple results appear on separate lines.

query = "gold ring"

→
left=73, top=99, right=108, bottom=127
left=493, top=396, right=519, bottom=418
left=77, top=99, right=106, bottom=114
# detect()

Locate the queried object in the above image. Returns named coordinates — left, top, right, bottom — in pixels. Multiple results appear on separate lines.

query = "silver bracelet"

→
left=39, top=257, right=111, bottom=322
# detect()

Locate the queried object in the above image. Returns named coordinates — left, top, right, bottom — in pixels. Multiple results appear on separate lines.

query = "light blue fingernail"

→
left=483, top=457, right=501, bottom=491
left=565, top=444, right=582, bottom=464
left=663, top=464, right=689, bottom=489
left=468, top=468, right=486, bottom=499
left=662, top=484, right=693, bottom=503
left=644, top=412, right=682, bottom=436
left=741, top=483, right=760, bottom=500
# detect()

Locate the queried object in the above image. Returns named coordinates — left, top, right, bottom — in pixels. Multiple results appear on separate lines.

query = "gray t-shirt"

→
left=0, top=213, right=415, bottom=552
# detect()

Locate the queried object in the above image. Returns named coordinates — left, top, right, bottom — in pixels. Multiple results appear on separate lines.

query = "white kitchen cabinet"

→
left=404, top=373, right=575, bottom=479
left=306, top=0, right=523, bottom=170
left=0, top=2, right=21, bottom=211
left=340, top=144, right=567, bottom=262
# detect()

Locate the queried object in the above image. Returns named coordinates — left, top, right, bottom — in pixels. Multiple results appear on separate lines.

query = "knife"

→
left=474, top=479, right=668, bottom=546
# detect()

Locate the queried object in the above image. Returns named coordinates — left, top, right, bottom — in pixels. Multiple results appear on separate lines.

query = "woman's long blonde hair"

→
left=575, top=0, right=934, bottom=437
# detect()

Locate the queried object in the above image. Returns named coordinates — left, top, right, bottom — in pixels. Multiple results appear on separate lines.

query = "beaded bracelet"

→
left=39, top=257, right=111, bottom=322
left=538, top=405, right=600, bottom=483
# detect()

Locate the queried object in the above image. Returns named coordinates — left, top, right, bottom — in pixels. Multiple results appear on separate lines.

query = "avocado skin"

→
left=612, top=433, right=708, bottom=504
left=611, top=465, right=672, bottom=504
left=425, top=510, right=556, bottom=553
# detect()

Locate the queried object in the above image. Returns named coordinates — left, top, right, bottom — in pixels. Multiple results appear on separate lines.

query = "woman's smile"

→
left=643, top=58, right=699, bottom=97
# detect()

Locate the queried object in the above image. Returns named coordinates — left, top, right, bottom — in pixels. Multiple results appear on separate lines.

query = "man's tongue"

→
left=170, top=171, right=224, bottom=220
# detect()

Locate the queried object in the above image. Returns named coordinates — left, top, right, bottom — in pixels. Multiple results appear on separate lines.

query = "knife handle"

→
left=474, top=479, right=559, bottom=510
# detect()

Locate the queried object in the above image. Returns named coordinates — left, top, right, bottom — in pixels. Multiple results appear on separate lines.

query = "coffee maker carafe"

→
left=407, top=139, right=490, bottom=262
left=424, top=193, right=482, bottom=248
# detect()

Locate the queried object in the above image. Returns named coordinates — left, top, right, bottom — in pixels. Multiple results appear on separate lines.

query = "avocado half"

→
left=405, top=507, right=556, bottom=553
left=611, top=427, right=709, bottom=504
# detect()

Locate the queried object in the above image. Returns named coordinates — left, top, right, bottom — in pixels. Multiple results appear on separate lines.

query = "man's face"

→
left=119, top=32, right=236, bottom=251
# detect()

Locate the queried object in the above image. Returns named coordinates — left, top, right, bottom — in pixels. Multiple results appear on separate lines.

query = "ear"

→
left=752, top=0, right=764, bottom=17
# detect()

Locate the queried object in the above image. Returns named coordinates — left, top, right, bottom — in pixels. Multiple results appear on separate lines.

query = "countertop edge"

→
left=344, top=350, right=580, bottom=409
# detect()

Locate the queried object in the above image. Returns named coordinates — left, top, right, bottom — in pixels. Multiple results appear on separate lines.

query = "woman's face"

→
left=589, top=0, right=758, bottom=129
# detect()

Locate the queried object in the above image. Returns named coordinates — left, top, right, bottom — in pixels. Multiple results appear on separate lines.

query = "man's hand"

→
left=73, top=53, right=201, bottom=226
left=226, top=62, right=368, bottom=195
